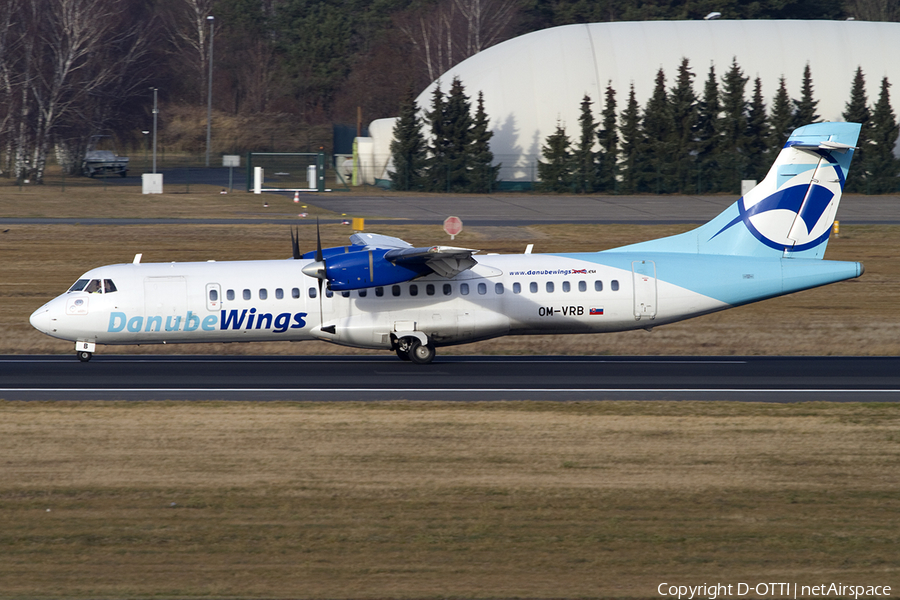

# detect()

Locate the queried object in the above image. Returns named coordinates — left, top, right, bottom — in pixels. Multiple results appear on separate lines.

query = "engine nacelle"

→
left=325, top=249, right=430, bottom=291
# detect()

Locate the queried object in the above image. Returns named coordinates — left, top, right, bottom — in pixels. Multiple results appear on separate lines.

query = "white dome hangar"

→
left=360, top=20, right=900, bottom=187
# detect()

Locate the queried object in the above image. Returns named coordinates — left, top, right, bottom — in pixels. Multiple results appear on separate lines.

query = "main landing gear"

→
left=77, top=351, right=92, bottom=362
left=393, top=335, right=436, bottom=365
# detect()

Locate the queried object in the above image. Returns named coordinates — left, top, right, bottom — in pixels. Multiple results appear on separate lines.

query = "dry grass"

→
left=0, top=401, right=898, bottom=599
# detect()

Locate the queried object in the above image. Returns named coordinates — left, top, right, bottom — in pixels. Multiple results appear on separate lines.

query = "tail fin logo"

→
left=712, top=162, right=841, bottom=253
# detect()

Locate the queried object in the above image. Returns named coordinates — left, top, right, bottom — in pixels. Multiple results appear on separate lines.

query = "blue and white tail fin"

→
left=611, top=122, right=861, bottom=259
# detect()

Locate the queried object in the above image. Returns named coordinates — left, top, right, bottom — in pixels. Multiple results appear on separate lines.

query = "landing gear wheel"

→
left=395, top=348, right=411, bottom=361
left=408, top=339, right=436, bottom=365
left=77, top=351, right=92, bottom=362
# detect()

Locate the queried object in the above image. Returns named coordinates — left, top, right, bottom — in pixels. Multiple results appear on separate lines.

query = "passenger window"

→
left=85, top=279, right=102, bottom=293
left=325, top=289, right=333, bottom=298
left=307, top=287, right=316, bottom=299
left=293, top=288, right=301, bottom=299
left=392, top=285, right=401, bottom=297
left=358, top=290, right=367, bottom=297
left=341, top=291, right=350, bottom=298
left=443, top=284, right=452, bottom=296
left=227, top=289, right=235, bottom=301
left=243, top=289, right=251, bottom=300
left=69, top=279, right=89, bottom=292
left=562, top=281, right=570, bottom=293
left=611, top=280, right=619, bottom=291
left=579, top=281, right=586, bottom=292
left=460, top=283, right=469, bottom=295
left=426, top=284, right=435, bottom=296
left=375, top=287, right=384, bottom=297
left=546, top=282, right=554, bottom=293
left=259, top=288, right=268, bottom=300
left=477, top=283, right=487, bottom=295
left=495, top=283, right=504, bottom=295
left=275, top=288, right=284, bottom=299
left=595, top=280, right=603, bottom=292
left=104, top=279, right=117, bottom=293
left=409, top=284, right=418, bottom=296
left=529, top=282, right=538, bottom=293
left=513, top=282, right=521, bottom=294
left=209, top=289, right=218, bottom=302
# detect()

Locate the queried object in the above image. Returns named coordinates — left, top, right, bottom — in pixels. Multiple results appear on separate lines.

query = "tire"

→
left=395, top=348, right=411, bottom=361
left=408, top=339, right=435, bottom=365
left=77, top=351, right=92, bottom=362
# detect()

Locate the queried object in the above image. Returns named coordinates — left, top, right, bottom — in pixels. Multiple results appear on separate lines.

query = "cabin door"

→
left=631, top=260, right=657, bottom=321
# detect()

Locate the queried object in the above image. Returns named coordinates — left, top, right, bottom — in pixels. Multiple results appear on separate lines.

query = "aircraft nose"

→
left=30, top=306, right=50, bottom=333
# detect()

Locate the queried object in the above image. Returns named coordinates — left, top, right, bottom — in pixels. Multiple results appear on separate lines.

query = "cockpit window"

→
left=84, top=279, right=102, bottom=293
left=68, top=279, right=89, bottom=292
left=104, top=279, right=117, bottom=293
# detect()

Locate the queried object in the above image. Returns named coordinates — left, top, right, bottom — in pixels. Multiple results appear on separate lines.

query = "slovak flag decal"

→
left=590, top=307, right=604, bottom=316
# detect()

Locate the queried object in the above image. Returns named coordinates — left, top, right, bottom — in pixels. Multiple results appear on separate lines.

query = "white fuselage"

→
left=29, top=252, right=730, bottom=351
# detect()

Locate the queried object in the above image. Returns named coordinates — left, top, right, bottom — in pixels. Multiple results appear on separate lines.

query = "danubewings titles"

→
left=657, top=582, right=892, bottom=600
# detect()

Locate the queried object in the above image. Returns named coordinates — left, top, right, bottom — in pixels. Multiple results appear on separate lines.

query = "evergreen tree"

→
left=425, top=83, right=449, bottom=192
left=389, top=88, right=427, bottom=191
left=867, top=77, right=900, bottom=194
left=745, top=77, right=769, bottom=184
left=695, top=65, right=720, bottom=193
left=668, top=57, right=697, bottom=193
left=597, top=82, right=619, bottom=193
left=792, top=63, right=820, bottom=128
left=573, top=94, right=598, bottom=193
left=842, top=67, right=871, bottom=193
left=719, top=58, right=748, bottom=193
left=442, top=77, right=475, bottom=192
left=639, top=68, right=671, bottom=193
left=618, top=84, right=641, bottom=194
left=537, top=121, right=573, bottom=192
left=469, top=91, right=500, bottom=193
left=768, top=76, right=793, bottom=153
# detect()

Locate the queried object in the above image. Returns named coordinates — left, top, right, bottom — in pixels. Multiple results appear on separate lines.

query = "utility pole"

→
left=205, top=15, right=215, bottom=167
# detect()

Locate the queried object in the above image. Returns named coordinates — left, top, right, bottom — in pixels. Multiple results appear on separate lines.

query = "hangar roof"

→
left=409, top=20, right=900, bottom=181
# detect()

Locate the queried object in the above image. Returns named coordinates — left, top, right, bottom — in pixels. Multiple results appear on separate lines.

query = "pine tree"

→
left=640, top=68, right=671, bottom=193
left=425, top=83, right=449, bottom=192
left=469, top=91, right=499, bottom=193
left=443, top=77, right=474, bottom=193
left=695, top=65, right=720, bottom=192
left=719, top=58, right=748, bottom=193
left=618, top=84, right=641, bottom=194
left=668, top=57, right=697, bottom=193
left=745, top=77, right=769, bottom=184
left=537, top=121, right=573, bottom=192
left=792, top=63, right=820, bottom=128
left=867, top=77, right=900, bottom=194
left=842, top=67, right=871, bottom=193
left=768, top=76, right=793, bottom=153
left=597, top=82, right=618, bottom=193
left=389, top=88, right=427, bottom=191
left=573, top=94, right=598, bottom=193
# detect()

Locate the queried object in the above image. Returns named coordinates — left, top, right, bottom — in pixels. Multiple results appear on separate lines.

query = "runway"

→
left=3, top=355, right=899, bottom=402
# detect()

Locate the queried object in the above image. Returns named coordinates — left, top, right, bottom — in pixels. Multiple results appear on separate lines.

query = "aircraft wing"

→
left=350, top=232, right=414, bottom=249
left=352, top=233, right=479, bottom=278
left=384, top=246, right=479, bottom=278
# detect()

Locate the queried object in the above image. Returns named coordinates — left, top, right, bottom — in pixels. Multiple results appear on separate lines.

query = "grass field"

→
left=1, top=401, right=899, bottom=599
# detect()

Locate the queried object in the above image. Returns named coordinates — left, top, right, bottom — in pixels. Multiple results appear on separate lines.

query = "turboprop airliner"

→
left=31, top=122, right=864, bottom=364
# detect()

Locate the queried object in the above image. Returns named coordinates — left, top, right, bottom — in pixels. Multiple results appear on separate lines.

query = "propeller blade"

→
left=315, top=218, right=323, bottom=263
left=290, top=227, right=301, bottom=259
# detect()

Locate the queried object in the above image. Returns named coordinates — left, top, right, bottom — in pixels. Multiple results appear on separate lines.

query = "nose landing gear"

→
left=75, top=341, right=95, bottom=362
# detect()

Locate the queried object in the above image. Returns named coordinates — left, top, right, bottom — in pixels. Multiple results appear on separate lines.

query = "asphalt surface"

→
left=3, top=355, right=899, bottom=402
